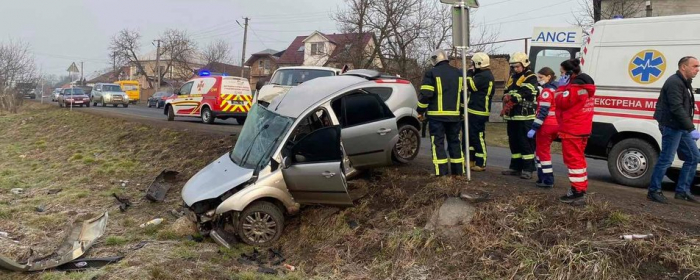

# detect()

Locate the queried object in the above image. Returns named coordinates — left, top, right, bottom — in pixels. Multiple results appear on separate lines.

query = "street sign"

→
left=452, top=6, right=470, bottom=48
left=440, top=0, right=480, bottom=8
left=67, top=62, right=79, bottom=73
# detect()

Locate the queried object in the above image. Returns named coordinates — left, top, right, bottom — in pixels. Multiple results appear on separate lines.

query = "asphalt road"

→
left=41, top=100, right=616, bottom=184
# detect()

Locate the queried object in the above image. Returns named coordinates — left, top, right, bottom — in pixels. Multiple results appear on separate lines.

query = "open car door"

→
left=281, top=126, right=353, bottom=206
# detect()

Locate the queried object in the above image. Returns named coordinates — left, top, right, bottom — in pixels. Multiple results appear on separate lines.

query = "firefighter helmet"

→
left=430, top=49, right=449, bottom=66
left=509, top=52, right=530, bottom=67
left=472, top=52, right=490, bottom=69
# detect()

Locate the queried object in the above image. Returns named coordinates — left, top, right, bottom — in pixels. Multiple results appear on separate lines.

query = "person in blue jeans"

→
left=648, top=56, right=700, bottom=204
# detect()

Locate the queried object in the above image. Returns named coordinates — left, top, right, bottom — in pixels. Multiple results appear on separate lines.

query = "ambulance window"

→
left=533, top=50, right=571, bottom=74
left=179, top=82, right=193, bottom=95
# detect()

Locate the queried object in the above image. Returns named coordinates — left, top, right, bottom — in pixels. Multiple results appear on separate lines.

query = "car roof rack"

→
left=342, top=69, right=404, bottom=81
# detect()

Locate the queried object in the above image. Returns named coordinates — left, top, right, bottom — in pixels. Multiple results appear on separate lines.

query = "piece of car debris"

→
left=186, top=235, right=204, bottom=242
left=10, top=188, right=24, bottom=195
left=35, top=205, right=45, bottom=213
left=145, top=170, right=179, bottom=202
left=132, top=241, right=149, bottom=250
left=140, top=218, right=164, bottom=228
left=268, top=248, right=285, bottom=266
left=620, top=234, right=653, bottom=240
left=459, top=190, right=491, bottom=203
left=47, top=189, right=62, bottom=195
left=0, top=212, right=109, bottom=272
left=257, top=266, right=277, bottom=275
left=56, top=256, right=124, bottom=272
left=283, top=263, right=296, bottom=272
left=112, top=193, right=132, bottom=212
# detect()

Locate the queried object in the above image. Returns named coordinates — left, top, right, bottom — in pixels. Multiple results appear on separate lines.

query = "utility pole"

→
left=154, top=39, right=162, bottom=93
left=646, top=0, right=653, bottom=17
left=240, top=17, right=250, bottom=77
left=593, top=0, right=602, bottom=22
left=80, top=61, right=84, bottom=85
left=113, top=51, right=117, bottom=73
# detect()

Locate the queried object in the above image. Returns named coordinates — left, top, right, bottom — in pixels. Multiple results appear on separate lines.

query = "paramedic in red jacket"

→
left=555, top=58, right=596, bottom=204
left=527, top=67, right=559, bottom=188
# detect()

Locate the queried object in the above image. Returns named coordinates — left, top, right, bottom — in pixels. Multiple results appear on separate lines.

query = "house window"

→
left=310, top=43, right=325, bottom=56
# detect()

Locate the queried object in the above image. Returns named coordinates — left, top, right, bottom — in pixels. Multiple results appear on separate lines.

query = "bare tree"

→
left=572, top=0, right=646, bottom=31
left=202, top=39, right=232, bottom=65
left=160, top=29, right=199, bottom=82
left=110, top=29, right=152, bottom=87
left=0, top=40, right=36, bottom=113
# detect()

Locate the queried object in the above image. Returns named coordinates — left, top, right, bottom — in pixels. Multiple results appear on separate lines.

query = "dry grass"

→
left=1, top=103, right=698, bottom=280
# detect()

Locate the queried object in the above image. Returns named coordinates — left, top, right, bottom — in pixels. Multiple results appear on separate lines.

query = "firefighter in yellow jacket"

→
left=417, top=49, right=465, bottom=176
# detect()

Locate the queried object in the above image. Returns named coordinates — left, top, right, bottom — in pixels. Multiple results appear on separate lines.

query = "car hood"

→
left=181, top=153, right=255, bottom=206
left=257, top=85, right=293, bottom=103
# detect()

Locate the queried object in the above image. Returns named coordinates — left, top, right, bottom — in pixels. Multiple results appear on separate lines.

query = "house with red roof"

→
left=276, top=31, right=382, bottom=70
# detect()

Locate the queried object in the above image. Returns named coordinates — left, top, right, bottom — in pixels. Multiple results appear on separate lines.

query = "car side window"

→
left=179, top=82, right=194, bottom=95
left=291, top=126, right=341, bottom=164
left=364, top=87, right=393, bottom=102
left=334, top=93, right=394, bottom=128
left=289, top=109, right=332, bottom=144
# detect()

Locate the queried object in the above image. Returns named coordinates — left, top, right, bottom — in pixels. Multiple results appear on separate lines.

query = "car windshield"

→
left=103, top=85, right=123, bottom=92
left=269, top=69, right=335, bottom=86
left=230, top=104, right=294, bottom=170
left=63, top=89, right=85, bottom=95
left=122, top=85, right=138, bottom=91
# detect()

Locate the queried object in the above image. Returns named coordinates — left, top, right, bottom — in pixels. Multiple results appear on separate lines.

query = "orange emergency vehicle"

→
left=164, top=72, right=253, bottom=124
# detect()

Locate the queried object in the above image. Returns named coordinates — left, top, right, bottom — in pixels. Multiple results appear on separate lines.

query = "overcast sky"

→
left=0, top=0, right=583, bottom=78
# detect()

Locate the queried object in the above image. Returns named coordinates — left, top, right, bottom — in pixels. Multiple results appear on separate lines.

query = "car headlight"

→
left=124, top=95, right=129, bottom=100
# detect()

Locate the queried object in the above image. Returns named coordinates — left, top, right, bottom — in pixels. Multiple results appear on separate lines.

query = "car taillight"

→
left=375, top=79, right=411, bottom=84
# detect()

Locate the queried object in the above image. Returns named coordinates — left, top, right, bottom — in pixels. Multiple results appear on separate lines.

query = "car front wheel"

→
left=235, top=116, right=247, bottom=125
left=167, top=106, right=175, bottom=121
left=202, top=107, right=215, bottom=124
left=236, top=201, right=284, bottom=246
left=607, top=138, right=657, bottom=188
left=393, top=124, right=421, bottom=164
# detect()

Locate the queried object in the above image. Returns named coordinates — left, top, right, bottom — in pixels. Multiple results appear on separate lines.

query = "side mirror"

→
left=282, top=156, right=292, bottom=169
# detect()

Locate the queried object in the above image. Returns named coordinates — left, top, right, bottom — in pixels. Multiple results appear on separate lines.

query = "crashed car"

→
left=182, top=70, right=421, bottom=246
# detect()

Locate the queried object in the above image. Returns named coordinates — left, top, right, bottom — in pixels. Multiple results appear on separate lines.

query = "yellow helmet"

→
left=509, top=52, right=530, bottom=67
left=472, top=52, right=490, bottom=69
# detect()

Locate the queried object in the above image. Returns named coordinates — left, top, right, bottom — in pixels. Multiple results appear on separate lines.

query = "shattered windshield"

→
left=230, top=104, right=294, bottom=170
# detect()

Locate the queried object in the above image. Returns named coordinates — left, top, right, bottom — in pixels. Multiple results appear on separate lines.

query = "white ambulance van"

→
left=528, top=15, right=700, bottom=189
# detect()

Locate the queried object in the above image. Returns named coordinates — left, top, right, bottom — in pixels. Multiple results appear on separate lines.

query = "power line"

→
left=475, top=0, right=575, bottom=28
left=249, top=27, right=269, bottom=50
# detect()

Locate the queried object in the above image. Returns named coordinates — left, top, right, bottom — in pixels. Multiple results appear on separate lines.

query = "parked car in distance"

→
left=52, top=88, right=62, bottom=102
left=147, top=92, right=174, bottom=108
left=91, top=83, right=130, bottom=107
left=57, top=88, right=90, bottom=108
left=254, top=66, right=340, bottom=105
left=181, top=70, right=421, bottom=246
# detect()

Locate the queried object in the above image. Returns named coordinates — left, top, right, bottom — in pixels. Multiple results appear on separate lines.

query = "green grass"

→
left=105, top=236, right=128, bottom=246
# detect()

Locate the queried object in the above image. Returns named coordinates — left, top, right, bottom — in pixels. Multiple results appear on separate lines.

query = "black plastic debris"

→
left=347, top=220, right=359, bottom=230
left=146, top=170, right=179, bottom=202
left=57, top=256, right=124, bottom=272
left=132, top=241, right=149, bottom=251
left=47, top=189, right=62, bottom=195
left=268, top=248, right=285, bottom=266
left=257, top=266, right=277, bottom=275
left=186, top=235, right=204, bottom=242
left=112, top=193, right=132, bottom=212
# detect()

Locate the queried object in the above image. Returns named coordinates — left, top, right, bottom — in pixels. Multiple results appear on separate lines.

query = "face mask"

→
left=538, top=79, right=546, bottom=86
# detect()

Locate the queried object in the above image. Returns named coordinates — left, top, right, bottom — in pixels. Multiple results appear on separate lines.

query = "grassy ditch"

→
left=0, top=103, right=697, bottom=280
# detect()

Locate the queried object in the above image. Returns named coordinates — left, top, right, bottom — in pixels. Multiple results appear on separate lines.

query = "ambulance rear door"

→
left=528, top=27, right=583, bottom=74
left=220, top=77, right=253, bottom=114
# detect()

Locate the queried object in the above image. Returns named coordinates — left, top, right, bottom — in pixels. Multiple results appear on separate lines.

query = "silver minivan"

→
left=181, top=70, right=421, bottom=246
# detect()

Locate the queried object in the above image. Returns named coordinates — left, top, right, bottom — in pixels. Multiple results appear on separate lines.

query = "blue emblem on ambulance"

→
left=628, top=50, right=666, bottom=84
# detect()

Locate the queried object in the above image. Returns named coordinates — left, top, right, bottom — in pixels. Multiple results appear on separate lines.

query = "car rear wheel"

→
left=236, top=201, right=284, bottom=246
left=393, top=124, right=421, bottom=164
left=607, top=138, right=657, bottom=188
left=167, top=106, right=175, bottom=121
left=86, top=103, right=90, bottom=108
left=202, top=107, right=215, bottom=124
left=123, top=104, right=129, bottom=108
left=235, top=117, right=247, bottom=125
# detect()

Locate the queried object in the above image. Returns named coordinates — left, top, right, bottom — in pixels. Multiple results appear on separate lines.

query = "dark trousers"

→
left=429, top=120, right=464, bottom=176
left=468, top=114, right=488, bottom=167
left=507, top=120, right=536, bottom=172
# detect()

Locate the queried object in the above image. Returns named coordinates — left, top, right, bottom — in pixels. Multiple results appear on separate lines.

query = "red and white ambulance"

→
left=164, top=73, right=253, bottom=124
left=529, top=15, right=700, bottom=189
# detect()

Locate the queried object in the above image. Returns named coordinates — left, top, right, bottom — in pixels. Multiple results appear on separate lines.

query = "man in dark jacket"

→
left=648, top=56, right=700, bottom=204
left=418, top=49, right=465, bottom=176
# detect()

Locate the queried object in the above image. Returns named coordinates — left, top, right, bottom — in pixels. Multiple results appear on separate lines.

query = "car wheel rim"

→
left=203, top=111, right=210, bottom=122
left=616, top=148, right=648, bottom=179
left=396, top=128, right=418, bottom=159
left=241, top=211, right=277, bottom=244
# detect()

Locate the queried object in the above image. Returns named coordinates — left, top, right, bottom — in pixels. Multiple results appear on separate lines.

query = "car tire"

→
left=148, top=103, right=152, bottom=108
left=102, top=100, right=106, bottom=107
left=124, top=104, right=129, bottom=108
left=59, top=102, right=63, bottom=108
left=202, top=107, right=215, bottom=124
left=86, top=103, right=90, bottom=108
left=235, top=116, right=247, bottom=125
left=607, top=138, right=658, bottom=188
left=392, top=124, right=421, bottom=164
left=167, top=106, right=175, bottom=121
left=236, top=201, right=284, bottom=246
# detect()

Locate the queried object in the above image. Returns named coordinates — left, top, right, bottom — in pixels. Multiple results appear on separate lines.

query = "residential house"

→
left=244, top=49, right=284, bottom=90
left=602, top=0, right=700, bottom=18
left=85, top=66, right=131, bottom=87
left=131, top=50, right=206, bottom=89
left=276, top=31, right=382, bottom=70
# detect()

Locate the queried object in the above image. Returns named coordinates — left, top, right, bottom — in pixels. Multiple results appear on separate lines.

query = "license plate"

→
left=74, top=101, right=83, bottom=104
left=228, top=100, right=246, bottom=106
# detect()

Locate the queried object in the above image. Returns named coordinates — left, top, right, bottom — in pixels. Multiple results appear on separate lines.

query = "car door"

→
left=281, top=125, right=353, bottom=206
left=171, top=81, right=194, bottom=115
left=332, top=92, right=398, bottom=169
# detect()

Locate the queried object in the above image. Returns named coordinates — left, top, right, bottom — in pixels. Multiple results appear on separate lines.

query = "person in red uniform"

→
left=527, top=67, right=559, bottom=188
left=555, top=58, right=596, bottom=203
